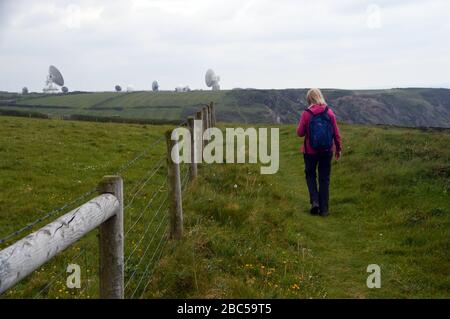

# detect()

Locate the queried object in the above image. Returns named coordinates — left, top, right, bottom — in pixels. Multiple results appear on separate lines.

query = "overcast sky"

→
left=0, top=0, right=449, bottom=92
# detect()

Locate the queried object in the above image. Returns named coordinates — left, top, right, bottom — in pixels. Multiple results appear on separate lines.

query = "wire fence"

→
left=0, top=189, right=97, bottom=246
left=0, top=134, right=167, bottom=248
left=0, top=104, right=213, bottom=299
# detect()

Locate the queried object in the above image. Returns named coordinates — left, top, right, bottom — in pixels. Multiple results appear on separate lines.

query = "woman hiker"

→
left=296, top=88, right=342, bottom=217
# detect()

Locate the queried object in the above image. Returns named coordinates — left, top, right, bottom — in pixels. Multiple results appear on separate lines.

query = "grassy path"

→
left=265, top=124, right=449, bottom=298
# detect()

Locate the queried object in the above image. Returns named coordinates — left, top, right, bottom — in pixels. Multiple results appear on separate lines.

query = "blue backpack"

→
left=305, top=106, right=334, bottom=151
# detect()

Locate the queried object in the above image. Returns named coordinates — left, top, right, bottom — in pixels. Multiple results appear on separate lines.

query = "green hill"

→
left=0, top=116, right=449, bottom=298
left=1, top=88, right=450, bottom=127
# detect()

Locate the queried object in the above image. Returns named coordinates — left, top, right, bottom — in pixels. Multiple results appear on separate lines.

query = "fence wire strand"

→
left=115, top=135, right=165, bottom=175
left=125, top=179, right=167, bottom=238
left=0, top=134, right=165, bottom=246
left=125, top=213, right=168, bottom=292
left=0, top=188, right=96, bottom=245
left=125, top=196, right=168, bottom=266
left=182, top=165, right=190, bottom=192
left=129, top=223, right=168, bottom=298
left=124, top=156, right=165, bottom=211
left=139, top=237, right=168, bottom=299
left=32, top=248, right=86, bottom=299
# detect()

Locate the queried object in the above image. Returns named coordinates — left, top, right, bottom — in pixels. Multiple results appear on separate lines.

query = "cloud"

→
left=0, top=0, right=449, bottom=92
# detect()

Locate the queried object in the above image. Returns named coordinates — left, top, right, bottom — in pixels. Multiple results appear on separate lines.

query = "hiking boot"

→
left=319, top=210, right=329, bottom=217
left=310, top=203, right=319, bottom=215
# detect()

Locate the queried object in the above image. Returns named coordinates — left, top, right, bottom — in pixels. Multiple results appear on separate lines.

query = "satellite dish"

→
left=205, top=69, right=220, bottom=91
left=49, top=66, right=64, bottom=86
left=61, top=86, right=69, bottom=93
left=115, top=85, right=122, bottom=92
left=152, top=81, right=159, bottom=92
left=22, top=87, right=28, bottom=95
left=43, top=65, right=65, bottom=93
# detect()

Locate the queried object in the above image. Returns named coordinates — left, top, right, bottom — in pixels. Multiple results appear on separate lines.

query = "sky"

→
left=0, top=0, right=449, bottom=92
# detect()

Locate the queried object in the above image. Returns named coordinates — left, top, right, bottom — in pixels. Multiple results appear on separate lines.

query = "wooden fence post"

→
left=210, top=102, right=216, bottom=126
left=202, top=106, right=209, bottom=130
left=165, top=130, right=183, bottom=239
left=207, top=105, right=211, bottom=130
left=195, top=110, right=203, bottom=159
left=208, top=102, right=213, bottom=127
left=202, top=106, right=208, bottom=146
left=97, top=176, right=124, bottom=299
left=187, top=117, right=197, bottom=181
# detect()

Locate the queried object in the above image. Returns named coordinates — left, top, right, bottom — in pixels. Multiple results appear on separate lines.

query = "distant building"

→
left=175, top=85, right=191, bottom=92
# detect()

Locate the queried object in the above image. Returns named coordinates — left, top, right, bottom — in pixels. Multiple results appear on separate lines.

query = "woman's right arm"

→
left=330, top=110, right=342, bottom=159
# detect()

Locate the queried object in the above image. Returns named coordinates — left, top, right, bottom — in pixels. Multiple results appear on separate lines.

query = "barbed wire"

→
left=124, top=155, right=163, bottom=198
left=129, top=223, right=168, bottom=298
left=182, top=165, right=190, bottom=192
left=32, top=248, right=86, bottom=299
left=115, top=135, right=165, bottom=175
left=125, top=196, right=168, bottom=266
left=0, top=132, right=167, bottom=247
left=124, top=156, right=165, bottom=211
left=79, top=248, right=96, bottom=299
left=124, top=212, right=168, bottom=291
left=124, top=152, right=164, bottom=191
left=138, top=237, right=168, bottom=299
left=125, top=179, right=167, bottom=238
left=0, top=188, right=97, bottom=245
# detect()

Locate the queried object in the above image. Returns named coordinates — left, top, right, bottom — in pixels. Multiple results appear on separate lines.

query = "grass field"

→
left=2, top=88, right=450, bottom=127
left=0, top=116, right=449, bottom=298
left=3, top=90, right=272, bottom=124
left=20, top=92, right=119, bottom=108
left=4, top=91, right=232, bottom=122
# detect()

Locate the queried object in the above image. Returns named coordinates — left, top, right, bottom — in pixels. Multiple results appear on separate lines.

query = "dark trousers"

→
left=303, top=151, right=333, bottom=213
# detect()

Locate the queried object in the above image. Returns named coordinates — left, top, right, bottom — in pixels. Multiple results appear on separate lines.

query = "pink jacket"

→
left=296, top=104, right=342, bottom=154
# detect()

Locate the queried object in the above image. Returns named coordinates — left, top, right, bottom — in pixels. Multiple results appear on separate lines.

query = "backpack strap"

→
left=320, top=106, right=329, bottom=115
left=306, top=106, right=329, bottom=116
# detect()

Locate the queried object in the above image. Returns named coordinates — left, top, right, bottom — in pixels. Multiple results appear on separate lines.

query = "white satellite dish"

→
left=152, top=81, right=159, bottom=92
left=205, top=69, right=220, bottom=91
left=43, top=65, right=64, bottom=93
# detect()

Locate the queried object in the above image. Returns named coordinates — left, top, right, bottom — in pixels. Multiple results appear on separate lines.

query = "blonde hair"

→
left=306, top=88, right=326, bottom=106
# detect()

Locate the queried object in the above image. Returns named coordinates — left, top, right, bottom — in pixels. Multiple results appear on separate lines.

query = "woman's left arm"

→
left=296, top=112, right=307, bottom=137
